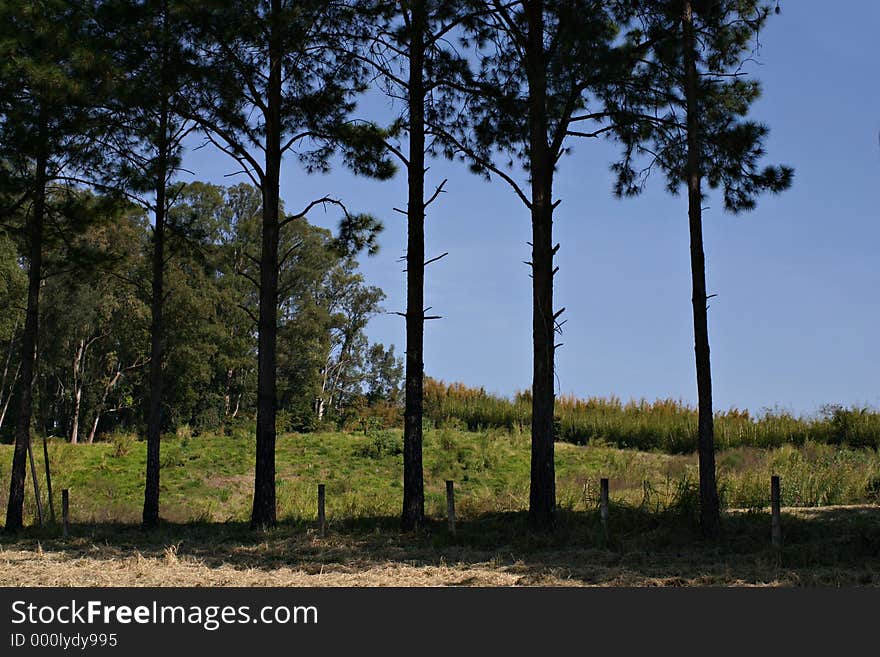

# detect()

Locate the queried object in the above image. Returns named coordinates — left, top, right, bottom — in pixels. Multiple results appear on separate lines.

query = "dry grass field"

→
left=1, top=505, right=878, bottom=587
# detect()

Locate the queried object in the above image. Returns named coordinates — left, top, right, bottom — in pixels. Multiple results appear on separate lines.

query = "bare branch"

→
left=424, top=252, right=448, bottom=267
left=424, top=178, right=448, bottom=208
left=280, top=196, right=350, bottom=228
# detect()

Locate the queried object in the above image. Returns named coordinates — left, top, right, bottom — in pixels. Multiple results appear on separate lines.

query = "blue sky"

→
left=180, top=2, right=880, bottom=417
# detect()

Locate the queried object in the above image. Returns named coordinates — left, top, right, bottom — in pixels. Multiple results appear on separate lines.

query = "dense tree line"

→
left=0, top=0, right=790, bottom=536
left=8, top=182, right=399, bottom=441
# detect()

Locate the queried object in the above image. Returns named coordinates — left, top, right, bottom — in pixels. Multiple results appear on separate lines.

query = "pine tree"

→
left=95, top=0, right=197, bottom=528
left=0, top=0, right=111, bottom=530
left=355, top=0, right=484, bottom=529
left=185, top=0, right=394, bottom=528
left=609, top=0, right=793, bottom=536
left=443, top=0, right=625, bottom=531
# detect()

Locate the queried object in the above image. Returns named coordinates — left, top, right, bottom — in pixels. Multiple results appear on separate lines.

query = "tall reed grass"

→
left=423, top=378, right=880, bottom=454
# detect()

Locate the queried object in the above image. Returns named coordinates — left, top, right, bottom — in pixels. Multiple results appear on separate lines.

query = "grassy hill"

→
left=1, top=429, right=879, bottom=586
left=1, top=428, right=878, bottom=527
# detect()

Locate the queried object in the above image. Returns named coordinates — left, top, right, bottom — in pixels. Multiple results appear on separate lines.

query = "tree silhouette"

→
left=355, top=0, right=484, bottom=529
left=184, top=0, right=393, bottom=528
left=443, top=0, right=626, bottom=531
left=609, top=0, right=793, bottom=536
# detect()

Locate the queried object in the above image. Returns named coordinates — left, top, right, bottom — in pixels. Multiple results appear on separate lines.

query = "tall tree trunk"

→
left=0, top=364, right=20, bottom=432
left=87, top=367, right=120, bottom=444
left=143, top=170, right=166, bottom=527
left=5, top=145, right=47, bottom=530
left=401, top=0, right=426, bottom=531
left=69, top=389, right=81, bottom=444
left=328, top=333, right=353, bottom=411
left=0, top=324, right=18, bottom=431
left=682, top=0, right=720, bottom=538
left=223, top=366, right=235, bottom=419
left=251, top=0, right=282, bottom=529
left=69, top=338, right=85, bottom=444
left=143, top=97, right=170, bottom=529
left=144, top=0, right=172, bottom=528
left=316, top=357, right=331, bottom=419
left=315, top=361, right=329, bottom=420
left=143, top=142, right=166, bottom=526
left=87, top=412, right=101, bottom=445
left=525, top=0, right=556, bottom=532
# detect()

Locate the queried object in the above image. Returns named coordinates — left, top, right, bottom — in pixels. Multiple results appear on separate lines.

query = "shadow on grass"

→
left=2, top=505, right=879, bottom=585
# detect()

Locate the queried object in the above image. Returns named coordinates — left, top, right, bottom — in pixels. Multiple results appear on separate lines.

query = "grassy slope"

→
left=1, top=430, right=879, bottom=586
left=1, top=428, right=878, bottom=526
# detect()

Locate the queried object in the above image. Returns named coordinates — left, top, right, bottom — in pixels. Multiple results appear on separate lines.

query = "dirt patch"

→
left=204, top=474, right=252, bottom=491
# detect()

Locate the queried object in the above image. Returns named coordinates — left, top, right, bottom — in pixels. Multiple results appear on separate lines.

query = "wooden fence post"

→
left=771, top=475, right=782, bottom=548
left=600, top=478, right=609, bottom=532
left=62, top=489, right=69, bottom=538
left=446, top=480, right=456, bottom=535
left=317, top=484, right=326, bottom=537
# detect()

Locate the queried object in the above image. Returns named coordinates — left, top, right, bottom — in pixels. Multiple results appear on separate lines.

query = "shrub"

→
left=194, top=407, right=221, bottom=434
left=160, top=441, right=186, bottom=468
left=823, top=405, right=880, bottom=449
left=666, top=473, right=702, bottom=523
left=437, top=429, right=457, bottom=451
left=867, top=477, right=880, bottom=503
left=224, top=416, right=255, bottom=440
left=275, top=411, right=293, bottom=435
left=110, top=432, right=137, bottom=458
left=355, top=430, right=402, bottom=459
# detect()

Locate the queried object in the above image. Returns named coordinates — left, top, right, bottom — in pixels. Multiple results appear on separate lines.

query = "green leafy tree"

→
left=213, top=183, right=262, bottom=429
left=159, top=182, right=239, bottom=432
left=364, top=342, right=404, bottom=405
left=223, top=188, right=385, bottom=432
left=38, top=207, right=149, bottom=443
left=0, top=233, right=26, bottom=435
left=315, top=266, right=385, bottom=424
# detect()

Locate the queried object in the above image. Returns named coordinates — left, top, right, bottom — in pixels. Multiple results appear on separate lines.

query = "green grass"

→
left=1, top=429, right=879, bottom=586
left=1, top=428, right=879, bottom=528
